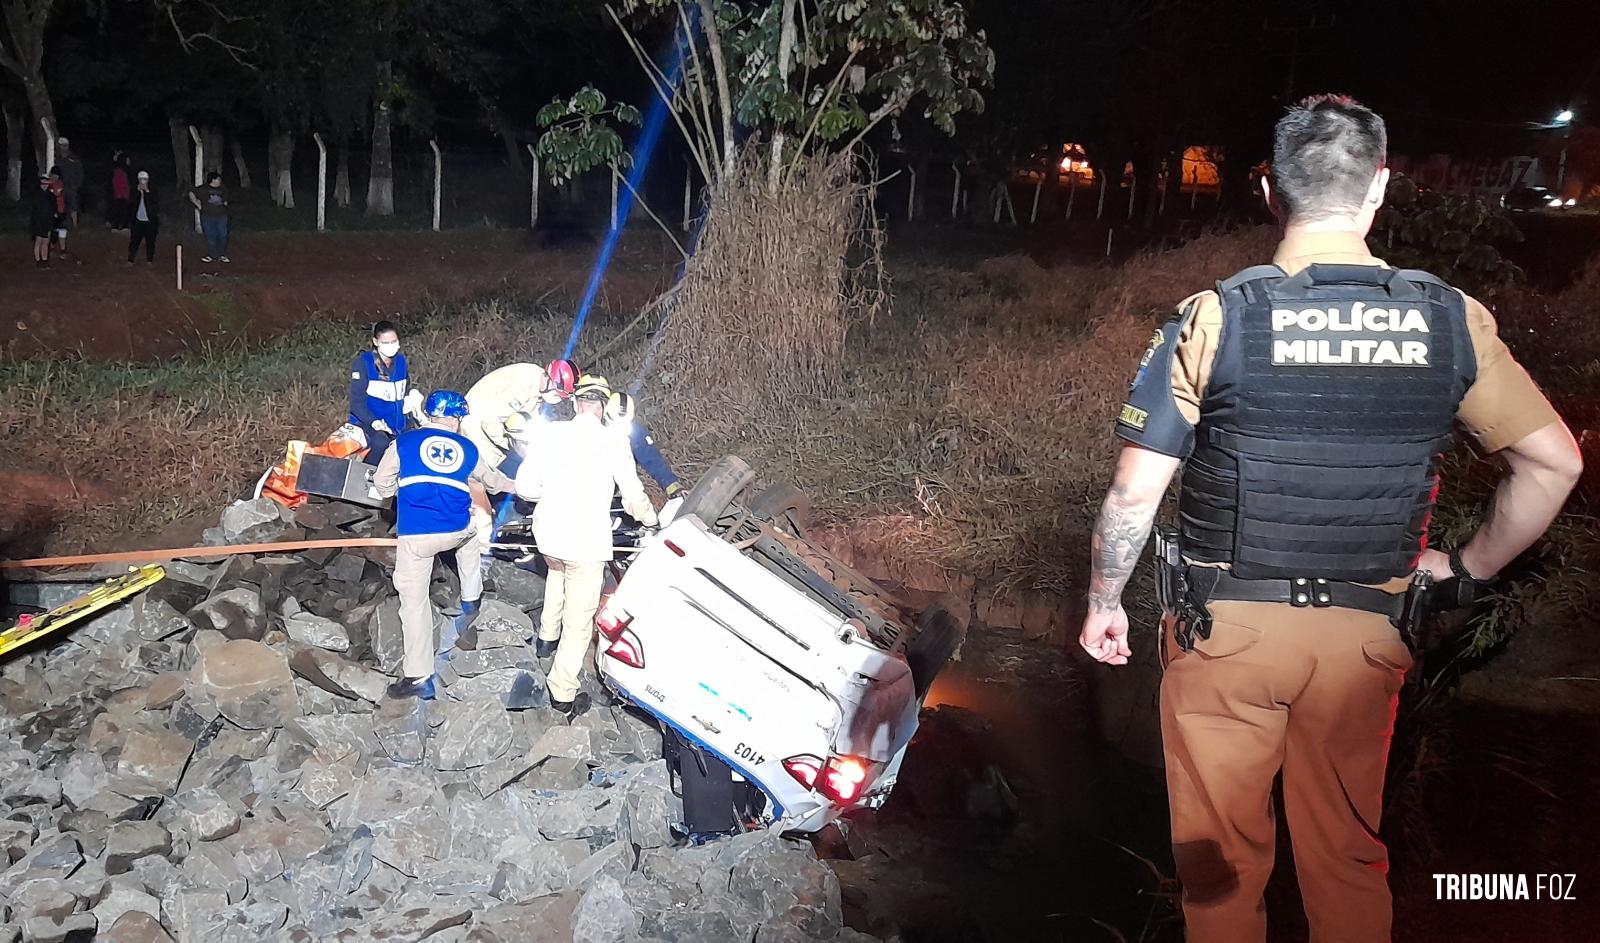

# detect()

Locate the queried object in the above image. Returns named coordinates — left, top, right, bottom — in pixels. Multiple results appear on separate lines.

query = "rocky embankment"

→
left=0, top=499, right=870, bottom=943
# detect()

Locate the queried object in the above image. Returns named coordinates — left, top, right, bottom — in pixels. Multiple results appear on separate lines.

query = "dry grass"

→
left=649, top=151, right=885, bottom=414
left=0, top=297, right=583, bottom=553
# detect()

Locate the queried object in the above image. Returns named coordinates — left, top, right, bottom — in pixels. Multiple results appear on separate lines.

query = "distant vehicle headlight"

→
left=1566, top=198, right=1577, bottom=206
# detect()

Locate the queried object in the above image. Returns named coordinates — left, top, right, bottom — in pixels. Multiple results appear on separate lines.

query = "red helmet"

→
left=545, top=359, right=578, bottom=398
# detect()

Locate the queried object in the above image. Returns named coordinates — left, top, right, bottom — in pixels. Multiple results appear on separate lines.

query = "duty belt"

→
left=1195, top=568, right=1405, bottom=621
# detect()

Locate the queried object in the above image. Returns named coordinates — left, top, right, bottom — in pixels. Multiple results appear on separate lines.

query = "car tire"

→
left=906, top=596, right=968, bottom=699
left=678, top=455, right=756, bottom=530
left=746, top=482, right=812, bottom=535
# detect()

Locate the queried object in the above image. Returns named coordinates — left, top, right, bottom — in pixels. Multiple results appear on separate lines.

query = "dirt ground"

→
left=0, top=226, right=673, bottom=361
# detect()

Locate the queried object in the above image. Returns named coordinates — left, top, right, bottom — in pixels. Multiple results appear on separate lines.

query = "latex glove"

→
left=403, top=389, right=425, bottom=420
left=371, top=419, right=393, bottom=434
left=659, top=496, right=684, bottom=527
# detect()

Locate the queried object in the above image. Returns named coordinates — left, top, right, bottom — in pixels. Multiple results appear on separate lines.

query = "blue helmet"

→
left=424, top=390, right=469, bottom=419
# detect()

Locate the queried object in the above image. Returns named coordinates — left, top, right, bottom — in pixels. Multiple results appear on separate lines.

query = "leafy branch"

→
left=534, top=85, right=642, bottom=185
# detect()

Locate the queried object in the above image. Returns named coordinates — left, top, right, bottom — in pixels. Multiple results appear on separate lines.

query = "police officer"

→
left=373, top=390, right=516, bottom=699
left=1079, top=95, right=1582, bottom=943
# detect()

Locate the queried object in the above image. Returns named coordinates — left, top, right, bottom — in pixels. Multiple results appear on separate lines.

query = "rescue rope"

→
left=0, top=537, right=398, bottom=571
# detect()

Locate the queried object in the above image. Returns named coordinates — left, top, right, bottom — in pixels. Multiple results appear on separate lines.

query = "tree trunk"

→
left=269, top=126, right=295, bottom=208
left=201, top=125, right=224, bottom=178
left=696, top=0, right=736, bottom=179
left=2, top=94, right=20, bottom=201
left=20, top=75, right=52, bottom=174
left=766, top=0, right=798, bottom=190
left=167, top=112, right=189, bottom=191
left=231, top=138, right=251, bottom=189
left=493, top=111, right=522, bottom=172
left=366, top=59, right=395, bottom=216
left=334, top=144, right=351, bottom=207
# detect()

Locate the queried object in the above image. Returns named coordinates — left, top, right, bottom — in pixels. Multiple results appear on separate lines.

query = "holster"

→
left=1154, top=525, right=1213, bottom=653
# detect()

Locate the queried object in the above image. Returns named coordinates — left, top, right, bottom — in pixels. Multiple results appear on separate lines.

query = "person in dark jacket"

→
left=128, top=171, right=160, bottom=263
left=30, top=174, right=56, bottom=266
left=349, top=320, right=411, bottom=464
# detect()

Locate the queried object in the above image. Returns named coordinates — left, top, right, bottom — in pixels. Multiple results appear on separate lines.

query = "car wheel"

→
left=678, top=455, right=756, bottom=531
left=906, top=596, right=969, bottom=699
left=746, top=482, right=811, bottom=535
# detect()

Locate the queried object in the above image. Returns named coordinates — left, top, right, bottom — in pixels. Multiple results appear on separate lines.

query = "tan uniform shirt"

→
left=514, top=412, right=657, bottom=563
left=1166, top=230, right=1558, bottom=452
left=464, top=363, right=548, bottom=455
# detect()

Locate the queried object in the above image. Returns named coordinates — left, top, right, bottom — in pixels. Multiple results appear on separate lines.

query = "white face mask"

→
left=376, top=341, right=400, bottom=358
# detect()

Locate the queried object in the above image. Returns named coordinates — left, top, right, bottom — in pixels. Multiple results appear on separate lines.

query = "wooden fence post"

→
left=429, top=140, right=442, bottom=232
left=312, top=132, right=327, bottom=232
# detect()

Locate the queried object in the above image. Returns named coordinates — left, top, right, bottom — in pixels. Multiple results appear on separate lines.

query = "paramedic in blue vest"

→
left=349, top=321, right=417, bottom=464
left=1079, top=95, right=1582, bottom=943
left=373, top=390, right=516, bottom=699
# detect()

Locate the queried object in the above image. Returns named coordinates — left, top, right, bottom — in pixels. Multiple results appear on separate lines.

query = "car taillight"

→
left=820, top=755, right=871, bottom=803
left=602, top=628, right=645, bottom=668
left=783, top=755, right=823, bottom=789
left=595, top=601, right=633, bottom=641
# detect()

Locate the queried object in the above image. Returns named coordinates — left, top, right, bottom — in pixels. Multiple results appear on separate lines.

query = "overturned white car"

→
left=594, top=457, right=966, bottom=834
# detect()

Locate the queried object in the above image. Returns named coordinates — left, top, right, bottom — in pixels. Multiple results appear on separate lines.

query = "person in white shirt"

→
left=514, top=374, right=657, bottom=717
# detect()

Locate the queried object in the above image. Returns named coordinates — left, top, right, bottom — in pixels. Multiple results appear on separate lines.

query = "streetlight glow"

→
left=1555, top=109, right=1574, bottom=125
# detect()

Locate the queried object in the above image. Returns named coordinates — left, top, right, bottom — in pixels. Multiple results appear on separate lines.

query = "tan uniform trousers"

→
left=1161, top=599, right=1413, bottom=943
left=539, top=556, right=606, bottom=703
left=393, top=525, right=487, bottom=680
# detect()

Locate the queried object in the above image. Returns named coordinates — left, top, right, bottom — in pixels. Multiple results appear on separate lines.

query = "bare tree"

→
left=0, top=0, right=57, bottom=173
left=2, top=88, right=21, bottom=200
left=366, top=59, right=394, bottom=215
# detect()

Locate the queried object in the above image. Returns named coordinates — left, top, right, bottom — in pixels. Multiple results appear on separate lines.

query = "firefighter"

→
left=1079, top=95, right=1582, bottom=943
left=349, top=321, right=416, bottom=464
left=514, top=375, right=657, bottom=718
left=604, top=390, right=682, bottom=499
left=373, top=390, right=516, bottom=699
left=463, top=359, right=579, bottom=475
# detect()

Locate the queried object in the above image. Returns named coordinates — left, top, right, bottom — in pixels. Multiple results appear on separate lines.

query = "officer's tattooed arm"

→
left=1089, top=483, right=1162, bottom=613
left=1087, top=446, right=1182, bottom=612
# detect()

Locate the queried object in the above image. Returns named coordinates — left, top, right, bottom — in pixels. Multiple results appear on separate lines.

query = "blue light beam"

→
left=560, top=30, right=689, bottom=361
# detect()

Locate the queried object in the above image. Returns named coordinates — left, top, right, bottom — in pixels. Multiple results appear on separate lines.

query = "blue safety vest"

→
left=349, top=351, right=408, bottom=434
left=394, top=427, right=478, bottom=536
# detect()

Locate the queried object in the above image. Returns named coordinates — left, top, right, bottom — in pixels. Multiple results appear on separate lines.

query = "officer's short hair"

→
left=1271, top=94, right=1387, bottom=221
left=372, top=319, right=398, bottom=339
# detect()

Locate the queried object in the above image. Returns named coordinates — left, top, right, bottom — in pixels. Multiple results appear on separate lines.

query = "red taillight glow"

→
left=783, top=755, right=823, bottom=789
left=603, top=628, right=645, bottom=668
left=820, top=755, right=870, bottom=803
left=595, top=601, right=633, bottom=641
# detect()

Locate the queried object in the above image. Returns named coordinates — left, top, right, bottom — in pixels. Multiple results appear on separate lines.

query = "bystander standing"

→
left=188, top=171, right=231, bottom=263
left=128, top=171, right=160, bottom=264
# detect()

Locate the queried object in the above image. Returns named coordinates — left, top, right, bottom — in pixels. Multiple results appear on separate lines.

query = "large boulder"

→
left=485, top=560, right=546, bottom=611
left=434, top=699, right=514, bottom=770
left=286, top=645, right=387, bottom=703
left=185, top=639, right=301, bottom=730
left=219, top=498, right=297, bottom=544
left=283, top=613, right=351, bottom=653
left=187, top=588, right=268, bottom=643
left=104, top=823, right=172, bottom=875
left=340, top=768, right=449, bottom=878
left=115, top=726, right=194, bottom=795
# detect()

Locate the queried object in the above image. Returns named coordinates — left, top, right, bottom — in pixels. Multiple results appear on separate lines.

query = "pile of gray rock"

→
left=0, top=498, right=877, bottom=943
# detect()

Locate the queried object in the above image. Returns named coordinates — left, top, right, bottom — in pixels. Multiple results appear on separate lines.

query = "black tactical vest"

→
left=1179, top=263, right=1477, bottom=582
